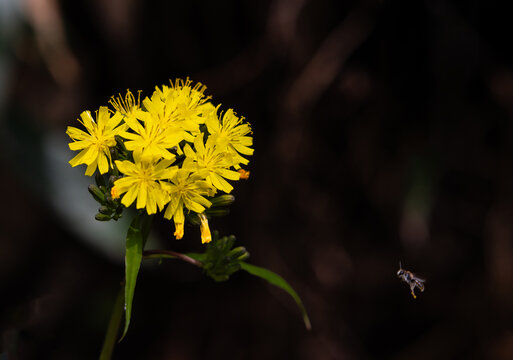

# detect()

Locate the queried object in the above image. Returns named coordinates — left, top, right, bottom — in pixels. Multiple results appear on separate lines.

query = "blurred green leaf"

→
left=99, top=286, right=124, bottom=359
left=240, top=262, right=311, bottom=330
left=120, top=213, right=152, bottom=340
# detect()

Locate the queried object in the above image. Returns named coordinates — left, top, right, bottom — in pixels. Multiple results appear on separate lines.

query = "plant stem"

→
left=143, top=250, right=203, bottom=268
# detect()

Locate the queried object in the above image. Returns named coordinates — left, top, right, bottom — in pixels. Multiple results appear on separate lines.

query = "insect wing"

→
left=414, top=276, right=426, bottom=292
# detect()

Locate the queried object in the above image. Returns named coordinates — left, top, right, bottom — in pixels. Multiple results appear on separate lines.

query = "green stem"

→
left=99, top=284, right=124, bottom=360
left=143, top=250, right=203, bottom=268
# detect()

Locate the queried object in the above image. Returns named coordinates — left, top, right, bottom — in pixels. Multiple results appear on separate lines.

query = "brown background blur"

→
left=1, top=0, right=513, bottom=359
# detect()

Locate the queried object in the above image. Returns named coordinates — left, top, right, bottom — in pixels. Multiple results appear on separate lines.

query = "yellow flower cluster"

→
left=66, top=79, right=253, bottom=243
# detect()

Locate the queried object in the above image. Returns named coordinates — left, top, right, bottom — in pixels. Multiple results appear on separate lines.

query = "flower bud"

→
left=109, top=175, right=123, bottom=187
left=98, top=206, right=113, bottom=215
left=237, top=252, right=250, bottom=261
left=95, top=172, right=106, bottom=187
left=204, top=208, right=230, bottom=217
left=115, top=135, right=127, bottom=152
left=88, top=184, right=106, bottom=204
left=95, top=213, right=111, bottom=221
left=227, top=246, right=248, bottom=261
left=186, top=213, right=201, bottom=225
left=210, top=194, right=235, bottom=207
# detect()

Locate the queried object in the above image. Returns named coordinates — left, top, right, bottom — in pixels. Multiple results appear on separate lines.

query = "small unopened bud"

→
left=237, top=252, right=250, bottom=261
left=109, top=175, right=122, bottom=187
left=115, top=135, right=127, bottom=152
left=95, top=172, right=106, bottom=187
left=210, top=195, right=235, bottom=207
left=204, top=208, right=230, bottom=217
left=227, top=246, right=248, bottom=261
left=98, top=206, right=112, bottom=215
left=88, top=184, right=106, bottom=204
left=186, top=213, right=201, bottom=225
left=216, top=235, right=235, bottom=251
left=95, top=213, right=111, bottom=221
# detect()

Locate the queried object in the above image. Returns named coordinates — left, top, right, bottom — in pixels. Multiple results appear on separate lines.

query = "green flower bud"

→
left=227, top=246, right=248, bottom=261
left=186, top=213, right=201, bottom=225
left=95, top=172, right=106, bottom=187
left=215, top=235, right=235, bottom=252
left=95, top=213, right=111, bottom=221
left=210, top=195, right=235, bottom=207
left=237, top=252, right=250, bottom=261
left=109, top=175, right=122, bottom=187
left=88, top=184, right=106, bottom=204
left=225, top=263, right=241, bottom=274
left=105, top=195, right=115, bottom=207
left=204, top=208, right=230, bottom=217
left=98, top=206, right=113, bottom=215
left=115, top=135, right=127, bottom=152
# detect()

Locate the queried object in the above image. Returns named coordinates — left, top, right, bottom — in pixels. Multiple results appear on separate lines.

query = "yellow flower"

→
left=183, top=135, right=240, bottom=193
left=109, top=89, right=146, bottom=122
left=162, top=169, right=214, bottom=240
left=67, top=106, right=125, bottom=176
left=111, top=153, right=178, bottom=214
left=205, top=108, right=254, bottom=168
left=154, top=78, right=215, bottom=128
left=143, top=79, right=215, bottom=137
left=120, top=108, right=189, bottom=161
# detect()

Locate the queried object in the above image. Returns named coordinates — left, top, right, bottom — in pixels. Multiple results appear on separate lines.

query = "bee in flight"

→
left=397, top=262, right=425, bottom=299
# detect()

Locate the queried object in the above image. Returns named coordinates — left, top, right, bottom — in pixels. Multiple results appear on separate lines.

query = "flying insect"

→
left=397, top=262, right=425, bottom=299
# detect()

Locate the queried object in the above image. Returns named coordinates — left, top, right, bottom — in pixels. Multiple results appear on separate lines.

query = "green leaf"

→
left=240, top=262, right=311, bottom=330
left=99, top=286, right=124, bottom=359
left=120, top=213, right=152, bottom=341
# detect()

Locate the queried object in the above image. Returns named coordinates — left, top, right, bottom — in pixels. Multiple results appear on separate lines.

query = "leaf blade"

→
left=120, top=214, right=150, bottom=340
left=240, top=262, right=311, bottom=330
left=240, top=261, right=312, bottom=330
left=99, top=286, right=124, bottom=359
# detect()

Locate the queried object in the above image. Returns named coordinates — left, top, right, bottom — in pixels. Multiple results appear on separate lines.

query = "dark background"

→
left=2, top=0, right=513, bottom=359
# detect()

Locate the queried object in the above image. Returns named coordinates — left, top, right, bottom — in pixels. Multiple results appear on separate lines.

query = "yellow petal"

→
left=98, top=152, right=109, bottom=174
left=85, top=159, right=97, bottom=176
left=136, top=182, right=147, bottom=209
left=174, top=222, right=184, bottom=240
left=199, top=213, right=211, bottom=244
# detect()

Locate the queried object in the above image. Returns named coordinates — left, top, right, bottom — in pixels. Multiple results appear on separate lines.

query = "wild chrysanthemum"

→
left=68, top=78, right=253, bottom=244
left=67, top=106, right=125, bottom=176
left=206, top=108, right=254, bottom=168
left=109, top=89, right=146, bottom=122
left=120, top=110, right=189, bottom=161
left=162, top=169, right=215, bottom=241
left=143, top=80, right=215, bottom=136
left=111, top=153, right=178, bottom=215
left=183, top=136, right=240, bottom=193
left=154, top=78, right=215, bottom=128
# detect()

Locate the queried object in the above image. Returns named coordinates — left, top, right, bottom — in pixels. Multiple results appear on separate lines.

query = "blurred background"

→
left=1, top=0, right=513, bottom=358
